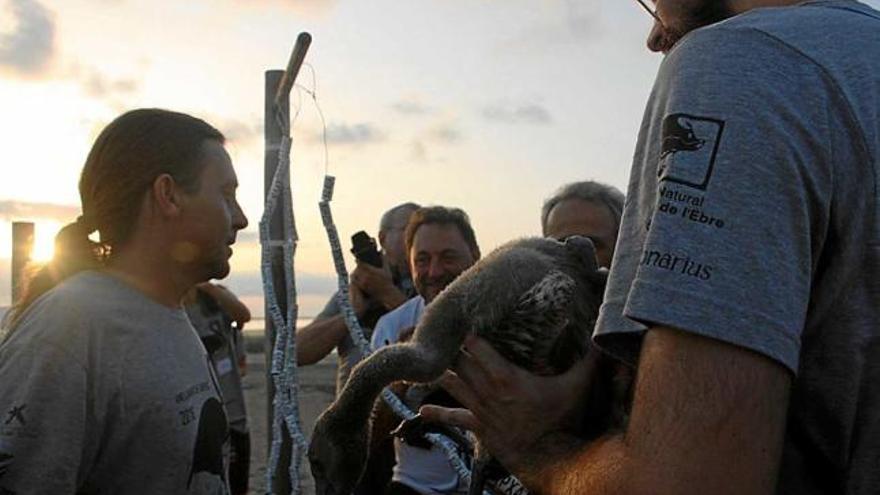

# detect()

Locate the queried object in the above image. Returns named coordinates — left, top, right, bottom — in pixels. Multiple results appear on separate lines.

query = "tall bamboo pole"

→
left=264, top=32, right=311, bottom=494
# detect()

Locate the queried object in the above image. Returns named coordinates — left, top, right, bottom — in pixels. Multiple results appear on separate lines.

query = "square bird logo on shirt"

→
left=658, top=113, right=725, bottom=190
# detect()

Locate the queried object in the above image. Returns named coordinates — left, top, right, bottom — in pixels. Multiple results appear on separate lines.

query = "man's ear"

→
left=151, top=173, right=183, bottom=218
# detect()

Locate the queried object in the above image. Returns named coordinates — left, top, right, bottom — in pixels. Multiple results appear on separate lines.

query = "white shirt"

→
left=371, top=296, right=464, bottom=494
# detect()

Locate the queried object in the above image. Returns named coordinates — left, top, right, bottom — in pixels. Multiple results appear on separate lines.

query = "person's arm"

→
left=350, top=262, right=407, bottom=311
left=296, top=286, right=368, bottom=365
left=423, top=327, right=791, bottom=494
left=296, top=314, right=352, bottom=365
left=297, top=261, right=407, bottom=365
left=196, top=283, right=251, bottom=328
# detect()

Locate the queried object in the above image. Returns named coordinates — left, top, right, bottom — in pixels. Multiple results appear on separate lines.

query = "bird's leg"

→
left=468, top=443, right=492, bottom=495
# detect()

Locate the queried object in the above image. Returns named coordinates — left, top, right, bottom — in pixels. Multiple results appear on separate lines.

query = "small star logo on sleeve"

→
left=4, top=406, right=26, bottom=426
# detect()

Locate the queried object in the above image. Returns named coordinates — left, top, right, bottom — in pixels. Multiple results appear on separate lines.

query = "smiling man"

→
left=422, top=1, right=880, bottom=494
left=370, top=206, right=481, bottom=495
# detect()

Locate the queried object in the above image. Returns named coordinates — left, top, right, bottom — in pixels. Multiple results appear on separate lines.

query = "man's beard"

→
left=664, top=1, right=737, bottom=50
left=690, top=1, right=736, bottom=29
left=417, top=273, right=458, bottom=304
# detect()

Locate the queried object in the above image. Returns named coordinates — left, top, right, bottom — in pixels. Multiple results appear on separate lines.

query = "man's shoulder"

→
left=676, top=1, right=878, bottom=60
left=8, top=271, right=186, bottom=348
left=1, top=273, right=113, bottom=363
left=372, top=296, right=424, bottom=348
left=379, top=296, right=424, bottom=326
left=19, top=271, right=118, bottom=322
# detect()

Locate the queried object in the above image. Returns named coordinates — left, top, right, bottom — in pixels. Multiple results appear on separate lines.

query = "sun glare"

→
left=31, top=221, right=62, bottom=263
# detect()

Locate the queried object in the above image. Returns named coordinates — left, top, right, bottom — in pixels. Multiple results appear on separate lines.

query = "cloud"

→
left=482, top=102, right=553, bottom=125
left=406, top=121, right=463, bottom=163
left=390, top=100, right=433, bottom=116
left=410, top=140, right=427, bottom=162
left=315, top=122, right=385, bottom=145
left=0, top=200, right=79, bottom=222
left=219, top=119, right=263, bottom=147
left=81, top=70, right=139, bottom=99
left=0, top=0, right=56, bottom=75
left=0, top=2, right=139, bottom=99
left=428, top=125, right=462, bottom=144
left=233, top=0, right=338, bottom=18
left=493, top=1, right=601, bottom=55
left=60, top=61, right=142, bottom=108
left=562, top=0, right=600, bottom=37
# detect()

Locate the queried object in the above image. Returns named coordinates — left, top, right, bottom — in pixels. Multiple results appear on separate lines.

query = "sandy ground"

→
left=243, top=344, right=337, bottom=495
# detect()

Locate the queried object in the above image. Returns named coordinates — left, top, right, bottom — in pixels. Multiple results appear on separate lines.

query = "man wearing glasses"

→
left=423, top=1, right=880, bottom=494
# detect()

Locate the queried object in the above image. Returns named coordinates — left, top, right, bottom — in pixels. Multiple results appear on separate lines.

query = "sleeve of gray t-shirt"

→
left=0, top=340, right=94, bottom=493
left=315, top=291, right=341, bottom=320
left=610, top=27, right=834, bottom=373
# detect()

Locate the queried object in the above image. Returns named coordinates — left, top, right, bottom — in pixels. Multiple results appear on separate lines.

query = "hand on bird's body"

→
left=398, top=326, right=416, bottom=343
left=419, top=335, right=596, bottom=483
left=350, top=260, right=407, bottom=310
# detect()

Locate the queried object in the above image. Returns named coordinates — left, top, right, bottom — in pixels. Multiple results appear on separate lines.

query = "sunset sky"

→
left=5, top=0, right=873, bottom=317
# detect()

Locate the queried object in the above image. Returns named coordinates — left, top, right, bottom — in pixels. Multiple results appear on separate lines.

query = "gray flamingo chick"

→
left=308, top=236, right=607, bottom=495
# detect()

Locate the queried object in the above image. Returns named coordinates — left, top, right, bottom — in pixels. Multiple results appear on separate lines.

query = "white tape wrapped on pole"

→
left=261, top=134, right=308, bottom=494
left=279, top=134, right=308, bottom=489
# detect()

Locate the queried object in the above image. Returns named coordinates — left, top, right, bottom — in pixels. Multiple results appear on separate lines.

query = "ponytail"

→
left=4, top=216, right=107, bottom=332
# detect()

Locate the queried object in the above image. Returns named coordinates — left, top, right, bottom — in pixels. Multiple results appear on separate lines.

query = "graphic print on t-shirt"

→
left=3, top=406, right=25, bottom=427
left=187, top=397, right=228, bottom=489
left=0, top=451, right=12, bottom=479
left=658, top=113, right=724, bottom=190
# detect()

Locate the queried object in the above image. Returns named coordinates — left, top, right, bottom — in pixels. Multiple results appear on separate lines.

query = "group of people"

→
left=420, top=2, right=880, bottom=495
left=297, top=180, right=624, bottom=494
left=0, top=0, right=878, bottom=494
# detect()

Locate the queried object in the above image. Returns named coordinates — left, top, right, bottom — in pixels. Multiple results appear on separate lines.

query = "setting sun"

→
left=31, top=221, right=61, bottom=263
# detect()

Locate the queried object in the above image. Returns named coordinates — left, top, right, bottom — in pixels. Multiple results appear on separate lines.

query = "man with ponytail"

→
left=0, top=108, right=248, bottom=494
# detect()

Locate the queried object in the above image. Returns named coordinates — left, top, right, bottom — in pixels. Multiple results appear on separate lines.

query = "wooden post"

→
left=264, top=68, right=292, bottom=495
left=264, top=32, right=312, bottom=494
left=11, top=222, right=34, bottom=304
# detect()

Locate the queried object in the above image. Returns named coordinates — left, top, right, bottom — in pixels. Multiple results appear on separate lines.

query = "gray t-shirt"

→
left=595, top=2, right=880, bottom=493
left=0, top=271, right=229, bottom=494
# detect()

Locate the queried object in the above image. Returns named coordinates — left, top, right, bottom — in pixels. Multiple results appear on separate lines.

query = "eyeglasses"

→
left=634, top=0, right=664, bottom=26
